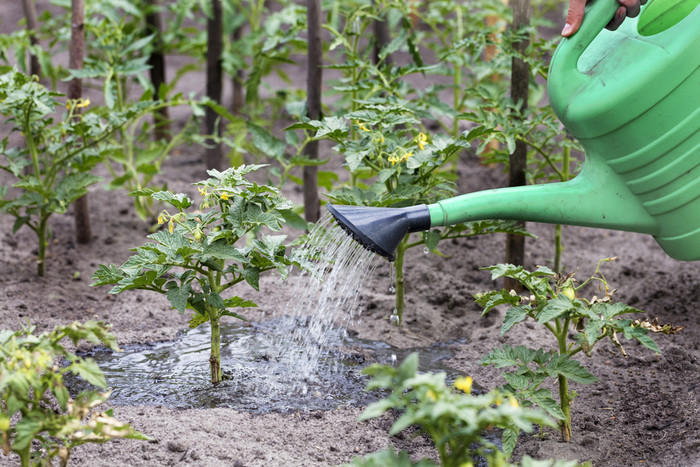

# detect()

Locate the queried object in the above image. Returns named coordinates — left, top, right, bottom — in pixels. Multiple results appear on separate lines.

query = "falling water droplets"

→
left=423, top=246, right=430, bottom=255
left=388, top=262, right=396, bottom=294
left=262, top=213, right=381, bottom=394
left=391, top=354, right=397, bottom=365
left=389, top=310, right=400, bottom=325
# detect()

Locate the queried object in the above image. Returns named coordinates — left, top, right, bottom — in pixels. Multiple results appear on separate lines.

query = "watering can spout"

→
left=427, top=157, right=659, bottom=235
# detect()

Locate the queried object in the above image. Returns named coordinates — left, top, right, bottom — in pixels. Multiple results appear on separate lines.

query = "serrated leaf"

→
left=501, top=425, right=519, bottom=458
left=166, top=283, right=191, bottom=313
left=12, top=418, right=41, bottom=451
left=530, top=389, right=566, bottom=420
left=623, top=326, right=661, bottom=354
left=502, top=372, right=529, bottom=390
left=537, top=295, right=577, bottom=324
left=545, top=354, right=597, bottom=384
left=150, top=191, right=192, bottom=210
left=90, top=264, right=124, bottom=287
left=72, top=358, right=107, bottom=388
left=474, top=289, right=521, bottom=314
left=223, top=296, right=257, bottom=308
left=188, top=312, right=208, bottom=329
left=501, top=305, right=529, bottom=335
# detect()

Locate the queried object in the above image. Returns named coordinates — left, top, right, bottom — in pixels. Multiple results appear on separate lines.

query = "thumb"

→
left=562, top=0, right=587, bottom=36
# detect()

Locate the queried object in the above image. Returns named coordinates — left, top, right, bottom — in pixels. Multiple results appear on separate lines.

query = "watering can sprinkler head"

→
left=327, top=204, right=431, bottom=261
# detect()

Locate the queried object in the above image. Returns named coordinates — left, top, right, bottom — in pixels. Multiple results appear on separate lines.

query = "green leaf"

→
left=241, top=267, right=260, bottom=290
left=166, top=283, right=192, bottom=313
left=474, top=289, right=521, bottom=314
left=316, top=116, right=347, bottom=139
left=537, top=295, right=577, bottom=324
left=202, top=240, right=246, bottom=262
left=279, top=209, right=309, bottom=231
left=358, top=399, right=395, bottom=421
left=501, top=425, right=519, bottom=458
left=71, top=358, right=107, bottom=389
left=12, top=418, right=41, bottom=451
left=600, top=302, right=643, bottom=319
left=545, top=354, right=597, bottom=384
left=223, top=296, right=257, bottom=308
left=90, top=264, right=124, bottom=287
left=623, top=326, right=661, bottom=354
left=502, top=372, right=529, bottom=390
left=150, top=191, right=192, bottom=210
left=501, top=305, right=529, bottom=335
left=248, top=122, right=285, bottom=159
left=530, top=388, right=566, bottom=420
left=189, top=312, right=208, bottom=329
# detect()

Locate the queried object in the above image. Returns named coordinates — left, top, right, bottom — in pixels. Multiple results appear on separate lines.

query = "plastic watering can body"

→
left=429, top=0, right=700, bottom=261
left=328, top=0, right=700, bottom=262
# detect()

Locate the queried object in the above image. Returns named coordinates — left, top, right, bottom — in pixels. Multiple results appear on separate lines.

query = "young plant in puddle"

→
left=475, top=258, right=684, bottom=444
left=349, top=352, right=592, bottom=467
left=91, top=165, right=303, bottom=384
left=0, top=321, right=150, bottom=466
left=0, top=69, right=135, bottom=276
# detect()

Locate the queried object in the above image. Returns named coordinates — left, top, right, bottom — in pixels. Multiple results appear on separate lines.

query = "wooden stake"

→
left=70, top=0, right=91, bottom=245
left=21, top=0, right=41, bottom=78
left=205, top=0, right=224, bottom=171
left=303, top=0, right=323, bottom=223
left=505, top=0, right=530, bottom=291
left=145, top=0, right=171, bottom=141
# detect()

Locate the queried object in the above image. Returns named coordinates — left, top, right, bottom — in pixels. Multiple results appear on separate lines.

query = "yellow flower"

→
left=426, top=389, right=437, bottom=401
left=508, top=396, right=519, bottom=408
left=157, top=216, right=165, bottom=225
left=77, top=98, right=90, bottom=108
left=168, top=220, right=174, bottom=234
left=416, top=132, right=428, bottom=150
left=404, top=150, right=414, bottom=160
left=357, top=122, right=371, bottom=132
left=220, top=193, right=229, bottom=200
left=388, top=155, right=399, bottom=166
left=454, top=376, right=472, bottom=394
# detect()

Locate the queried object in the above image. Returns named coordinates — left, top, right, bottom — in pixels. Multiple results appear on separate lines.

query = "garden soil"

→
left=1, top=2, right=699, bottom=466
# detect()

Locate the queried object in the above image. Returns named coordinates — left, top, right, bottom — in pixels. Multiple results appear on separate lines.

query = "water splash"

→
left=260, top=213, right=381, bottom=394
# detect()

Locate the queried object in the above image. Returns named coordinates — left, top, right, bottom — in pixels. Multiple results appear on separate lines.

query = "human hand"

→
left=561, top=0, right=647, bottom=37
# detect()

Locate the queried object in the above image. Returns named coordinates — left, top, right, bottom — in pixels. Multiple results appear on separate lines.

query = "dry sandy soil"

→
left=1, top=1, right=699, bottom=466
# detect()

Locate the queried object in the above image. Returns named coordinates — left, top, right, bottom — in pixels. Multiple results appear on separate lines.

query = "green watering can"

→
left=328, top=0, right=700, bottom=262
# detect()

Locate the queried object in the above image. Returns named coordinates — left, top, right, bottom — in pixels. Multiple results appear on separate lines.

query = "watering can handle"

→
left=549, top=0, right=621, bottom=84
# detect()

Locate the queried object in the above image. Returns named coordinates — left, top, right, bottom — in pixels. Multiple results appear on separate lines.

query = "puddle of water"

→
left=70, top=317, right=467, bottom=413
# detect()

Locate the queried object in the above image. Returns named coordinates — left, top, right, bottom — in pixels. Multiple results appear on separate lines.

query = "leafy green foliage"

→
left=476, top=258, right=679, bottom=442
left=355, top=353, right=556, bottom=466
left=0, top=321, right=150, bottom=466
left=91, top=165, right=302, bottom=383
left=0, top=68, right=135, bottom=275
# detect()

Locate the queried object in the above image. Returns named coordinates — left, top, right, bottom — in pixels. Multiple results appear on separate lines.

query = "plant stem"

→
left=557, top=324, right=572, bottom=442
left=209, top=313, right=221, bottom=384
left=394, top=237, right=407, bottom=325
left=37, top=214, right=48, bottom=277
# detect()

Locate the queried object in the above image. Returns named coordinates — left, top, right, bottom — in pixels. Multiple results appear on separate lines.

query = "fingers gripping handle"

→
left=549, top=0, right=620, bottom=85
